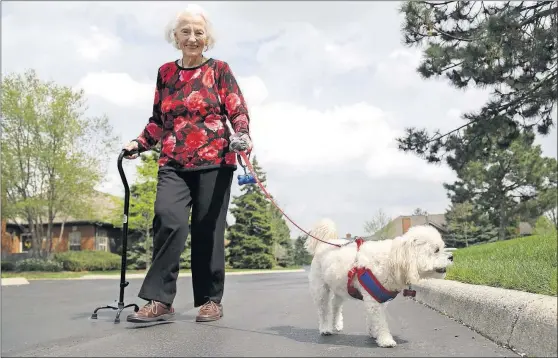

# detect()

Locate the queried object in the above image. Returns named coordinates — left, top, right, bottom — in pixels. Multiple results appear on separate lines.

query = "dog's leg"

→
left=330, top=293, right=344, bottom=332
left=309, top=272, right=333, bottom=335
left=364, top=299, right=396, bottom=348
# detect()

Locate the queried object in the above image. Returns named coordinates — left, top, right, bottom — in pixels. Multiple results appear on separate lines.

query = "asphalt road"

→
left=1, top=271, right=517, bottom=357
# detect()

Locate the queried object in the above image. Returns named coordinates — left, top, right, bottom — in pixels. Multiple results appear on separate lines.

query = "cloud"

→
left=249, top=98, right=455, bottom=184
left=250, top=101, right=392, bottom=166
left=76, top=26, right=122, bottom=62
left=76, top=72, right=154, bottom=108
left=237, top=76, right=269, bottom=107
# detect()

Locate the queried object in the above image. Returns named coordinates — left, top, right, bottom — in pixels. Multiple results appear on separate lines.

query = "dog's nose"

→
left=448, top=255, right=454, bottom=262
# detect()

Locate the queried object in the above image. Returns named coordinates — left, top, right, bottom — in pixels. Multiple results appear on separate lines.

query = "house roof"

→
left=6, top=190, right=122, bottom=226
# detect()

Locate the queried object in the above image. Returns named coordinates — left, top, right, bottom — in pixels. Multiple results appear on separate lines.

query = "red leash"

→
left=237, top=151, right=343, bottom=248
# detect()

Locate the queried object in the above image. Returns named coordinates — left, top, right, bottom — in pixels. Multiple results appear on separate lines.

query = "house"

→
left=363, top=214, right=449, bottom=241
left=363, top=213, right=534, bottom=244
left=1, top=191, right=125, bottom=258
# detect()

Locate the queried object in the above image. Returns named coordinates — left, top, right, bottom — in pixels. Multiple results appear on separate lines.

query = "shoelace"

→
left=139, top=301, right=160, bottom=315
left=200, top=301, right=219, bottom=313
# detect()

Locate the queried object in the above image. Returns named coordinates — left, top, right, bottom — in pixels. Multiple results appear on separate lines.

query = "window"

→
left=69, top=231, right=81, bottom=251
left=20, top=233, right=32, bottom=253
left=96, top=228, right=109, bottom=252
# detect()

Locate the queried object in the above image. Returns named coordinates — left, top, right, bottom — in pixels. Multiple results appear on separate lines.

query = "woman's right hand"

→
left=123, top=141, right=139, bottom=160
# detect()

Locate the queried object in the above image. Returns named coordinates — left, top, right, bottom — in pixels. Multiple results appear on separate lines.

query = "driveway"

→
left=1, top=271, right=516, bottom=357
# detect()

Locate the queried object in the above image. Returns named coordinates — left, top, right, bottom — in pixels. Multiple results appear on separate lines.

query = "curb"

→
left=1, top=277, right=30, bottom=286
left=78, top=268, right=305, bottom=280
left=413, top=279, right=557, bottom=358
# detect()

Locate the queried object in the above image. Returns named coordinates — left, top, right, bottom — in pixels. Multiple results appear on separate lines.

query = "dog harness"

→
left=347, top=238, right=416, bottom=303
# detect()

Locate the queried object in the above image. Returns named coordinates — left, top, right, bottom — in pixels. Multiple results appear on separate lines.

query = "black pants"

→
left=138, top=166, right=234, bottom=307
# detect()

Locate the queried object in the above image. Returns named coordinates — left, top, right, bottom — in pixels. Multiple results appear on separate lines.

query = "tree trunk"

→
left=498, top=200, right=507, bottom=241
left=27, top=214, right=41, bottom=257
left=58, top=220, right=66, bottom=253
left=47, top=211, right=54, bottom=255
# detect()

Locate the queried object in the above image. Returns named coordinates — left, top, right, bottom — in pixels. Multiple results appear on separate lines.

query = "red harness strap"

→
left=347, top=238, right=366, bottom=300
left=346, top=238, right=402, bottom=303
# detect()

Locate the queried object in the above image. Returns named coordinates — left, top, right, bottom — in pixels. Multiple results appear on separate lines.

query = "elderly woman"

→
left=123, top=4, right=252, bottom=323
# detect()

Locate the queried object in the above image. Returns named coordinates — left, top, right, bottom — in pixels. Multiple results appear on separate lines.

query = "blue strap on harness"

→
left=357, top=269, right=399, bottom=303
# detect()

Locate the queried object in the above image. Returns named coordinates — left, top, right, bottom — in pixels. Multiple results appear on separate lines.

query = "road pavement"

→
left=1, top=271, right=517, bottom=357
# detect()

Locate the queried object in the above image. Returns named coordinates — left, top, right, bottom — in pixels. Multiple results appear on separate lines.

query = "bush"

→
left=54, top=250, right=122, bottom=271
left=1, top=261, right=16, bottom=271
left=15, top=258, right=64, bottom=272
left=533, top=215, right=557, bottom=237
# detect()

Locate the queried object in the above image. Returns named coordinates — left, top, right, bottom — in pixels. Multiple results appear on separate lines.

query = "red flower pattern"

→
left=202, top=68, right=215, bottom=88
left=199, top=145, right=219, bottom=161
left=160, top=62, right=177, bottom=84
left=204, top=114, right=223, bottom=132
left=185, top=128, right=209, bottom=150
left=136, top=59, right=248, bottom=170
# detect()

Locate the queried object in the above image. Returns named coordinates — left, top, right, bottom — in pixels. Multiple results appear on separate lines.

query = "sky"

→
left=2, top=1, right=556, bottom=238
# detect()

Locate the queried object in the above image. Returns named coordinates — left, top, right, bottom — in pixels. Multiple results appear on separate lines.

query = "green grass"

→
left=446, top=232, right=557, bottom=296
left=1, top=266, right=303, bottom=280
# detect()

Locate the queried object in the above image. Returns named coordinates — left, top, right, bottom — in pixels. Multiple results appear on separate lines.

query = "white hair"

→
left=164, top=4, right=216, bottom=51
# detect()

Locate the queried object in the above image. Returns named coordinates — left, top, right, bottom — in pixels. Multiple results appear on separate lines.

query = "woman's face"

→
left=174, top=15, right=207, bottom=58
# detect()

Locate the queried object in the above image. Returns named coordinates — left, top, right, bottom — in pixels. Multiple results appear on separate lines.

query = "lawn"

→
left=446, top=232, right=557, bottom=296
left=1, top=266, right=303, bottom=280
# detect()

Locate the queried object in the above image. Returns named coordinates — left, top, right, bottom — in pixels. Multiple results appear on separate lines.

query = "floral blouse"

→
left=135, top=58, right=250, bottom=170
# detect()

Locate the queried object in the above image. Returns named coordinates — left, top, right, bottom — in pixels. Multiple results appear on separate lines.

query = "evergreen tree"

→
left=269, top=205, right=294, bottom=267
left=293, top=235, right=313, bottom=266
left=227, top=156, right=275, bottom=269
left=444, top=135, right=557, bottom=241
left=445, top=201, right=497, bottom=248
left=127, top=151, right=159, bottom=269
left=396, top=1, right=557, bottom=164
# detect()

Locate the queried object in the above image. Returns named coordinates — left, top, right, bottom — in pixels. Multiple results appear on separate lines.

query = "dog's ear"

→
left=390, top=238, right=420, bottom=286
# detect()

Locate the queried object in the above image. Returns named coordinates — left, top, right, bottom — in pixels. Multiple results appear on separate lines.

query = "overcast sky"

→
left=3, top=1, right=556, bottom=238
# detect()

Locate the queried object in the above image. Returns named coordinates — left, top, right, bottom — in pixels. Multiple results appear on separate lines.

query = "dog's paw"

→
left=376, top=335, right=397, bottom=348
left=319, top=324, right=334, bottom=336
left=334, top=319, right=343, bottom=332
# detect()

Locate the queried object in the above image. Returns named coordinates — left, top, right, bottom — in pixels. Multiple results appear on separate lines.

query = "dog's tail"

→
left=304, top=218, right=338, bottom=256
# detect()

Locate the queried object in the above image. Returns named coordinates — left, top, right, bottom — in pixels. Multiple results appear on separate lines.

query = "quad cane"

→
left=90, top=149, right=140, bottom=323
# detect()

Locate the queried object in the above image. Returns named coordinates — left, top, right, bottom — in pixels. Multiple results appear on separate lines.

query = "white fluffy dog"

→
left=305, top=218, right=453, bottom=348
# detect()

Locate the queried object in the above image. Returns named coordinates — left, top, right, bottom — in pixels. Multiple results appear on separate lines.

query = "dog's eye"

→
left=434, top=248, right=440, bottom=253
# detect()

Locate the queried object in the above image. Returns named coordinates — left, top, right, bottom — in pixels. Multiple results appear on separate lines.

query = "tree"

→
left=1, top=69, right=118, bottom=256
left=363, top=209, right=395, bottom=240
left=545, top=207, right=558, bottom=230
left=227, top=157, right=275, bottom=269
left=445, top=201, right=497, bottom=247
left=269, top=205, right=294, bottom=267
left=445, top=201, right=474, bottom=247
left=293, top=235, right=312, bottom=266
left=533, top=214, right=558, bottom=237
left=444, top=135, right=557, bottom=240
left=127, top=152, right=159, bottom=269
left=412, top=208, right=429, bottom=216
left=396, top=1, right=557, bottom=165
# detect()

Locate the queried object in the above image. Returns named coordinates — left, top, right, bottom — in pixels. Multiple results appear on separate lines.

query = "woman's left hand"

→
left=230, top=132, right=252, bottom=153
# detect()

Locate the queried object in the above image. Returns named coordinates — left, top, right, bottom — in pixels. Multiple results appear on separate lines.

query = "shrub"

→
left=15, top=258, right=64, bottom=272
left=533, top=215, right=557, bottom=237
left=54, top=250, right=121, bottom=271
left=1, top=261, right=16, bottom=271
